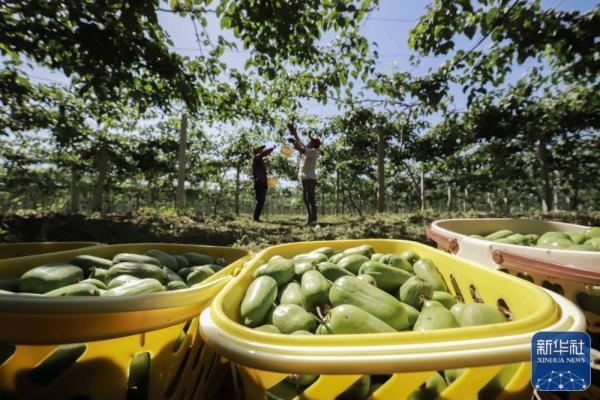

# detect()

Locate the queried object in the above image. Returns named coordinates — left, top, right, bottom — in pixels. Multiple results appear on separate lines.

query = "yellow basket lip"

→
left=0, top=241, right=102, bottom=247
left=0, top=276, right=232, bottom=314
left=0, top=242, right=104, bottom=262
left=200, top=290, right=585, bottom=374
left=0, top=243, right=252, bottom=315
left=208, top=239, right=566, bottom=348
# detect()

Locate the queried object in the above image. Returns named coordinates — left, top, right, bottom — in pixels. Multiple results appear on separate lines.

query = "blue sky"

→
left=18, top=0, right=598, bottom=123
left=159, top=0, right=598, bottom=122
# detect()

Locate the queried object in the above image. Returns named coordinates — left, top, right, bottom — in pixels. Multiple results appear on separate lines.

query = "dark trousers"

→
left=253, top=180, right=268, bottom=221
left=302, top=179, right=317, bottom=223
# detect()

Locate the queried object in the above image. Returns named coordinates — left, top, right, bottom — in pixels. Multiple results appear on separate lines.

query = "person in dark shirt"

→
left=252, top=145, right=274, bottom=222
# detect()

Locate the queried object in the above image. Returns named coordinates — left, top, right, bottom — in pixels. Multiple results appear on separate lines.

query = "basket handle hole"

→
left=29, top=344, right=87, bottom=386
left=449, top=274, right=464, bottom=303
left=575, top=292, right=600, bottom=314
left=497, top=298, right=514, bottom=321
left=0, top=344, right=16, bottom=367
left=192, top=338, right=206, bottom=370
left=172, top=320, right=193, bottom=353
left=516, top=273, right=534, bottom=283
left=165, top=347, right=192, bottom=398
left=191, top=354, right=221, bottom=398
left=439, top=274, right=452, bottom=296
left=542, top=280, right=564, bottom=296
left=469, top=284, right=483, bottom=303
left=127, top=352, right=151, bottom=400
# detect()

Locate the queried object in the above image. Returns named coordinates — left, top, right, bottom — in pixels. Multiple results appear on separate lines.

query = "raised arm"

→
left=260, top=147, right=275, bottom=158
left=288, top=124, right=306, bottom=154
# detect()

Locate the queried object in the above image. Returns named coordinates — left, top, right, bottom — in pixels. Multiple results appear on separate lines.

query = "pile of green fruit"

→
left=0, top=250, right=226, bottom=297
left=239, top=245, right=510, bottom=399
left=471, top=227, right=600, bottom=251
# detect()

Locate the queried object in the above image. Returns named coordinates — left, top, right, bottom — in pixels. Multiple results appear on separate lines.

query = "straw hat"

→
left=253, top=145, right=266, bottom=155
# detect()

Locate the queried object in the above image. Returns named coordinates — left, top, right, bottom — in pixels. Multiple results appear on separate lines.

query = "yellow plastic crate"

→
left=200, top=239, right=586, bottom=400
left=0, top=243, right=252, bottom=400
left=0, top=242, right=103, bottom=261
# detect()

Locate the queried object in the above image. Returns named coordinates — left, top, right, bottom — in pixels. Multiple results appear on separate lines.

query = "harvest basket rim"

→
left=0, top=243, right=251, bottom=314
left=203, top=239, right=583, bottom=369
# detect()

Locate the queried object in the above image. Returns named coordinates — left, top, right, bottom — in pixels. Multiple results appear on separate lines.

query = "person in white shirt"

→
left=289, top=124, right=321, bottom=225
